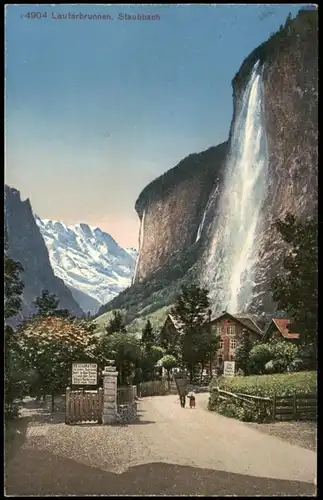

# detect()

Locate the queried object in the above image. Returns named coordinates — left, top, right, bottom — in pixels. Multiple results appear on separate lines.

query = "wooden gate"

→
left=65, top=387, right=103, bottom=424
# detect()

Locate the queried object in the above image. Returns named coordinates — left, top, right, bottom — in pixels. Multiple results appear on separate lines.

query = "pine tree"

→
left=171, top=284, right=211, bottom=382
left=34, top=290, right=70, bottom=318
left=141, top=319, right=155, bottom=351
left=105, top=310, right=127, bottom=335
left=4, top=255, right=27, bottom=417
left=235, top=329, right=253, bottom=376
left=4, top=257, right=24, bottom=322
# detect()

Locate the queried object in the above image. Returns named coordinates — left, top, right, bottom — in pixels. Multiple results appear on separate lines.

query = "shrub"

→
left=248, top=340, right=299, bottom=375
left=208, top=371, right=317, bottom=422
left=248, top=343, right=273, bottom=375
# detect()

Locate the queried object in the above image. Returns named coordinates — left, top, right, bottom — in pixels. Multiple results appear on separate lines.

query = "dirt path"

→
left=5, top=396, right=317, bottom=496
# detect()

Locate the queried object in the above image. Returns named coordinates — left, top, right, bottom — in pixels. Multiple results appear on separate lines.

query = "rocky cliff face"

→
left=4, top=186, right=84, bottom=320
left=98, top=10, right=317, bottom=323
left=134, top=142, right=228, bottom=282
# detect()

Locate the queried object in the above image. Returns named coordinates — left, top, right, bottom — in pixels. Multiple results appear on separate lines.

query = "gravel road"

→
left=5, top=394, right=317, bottom=496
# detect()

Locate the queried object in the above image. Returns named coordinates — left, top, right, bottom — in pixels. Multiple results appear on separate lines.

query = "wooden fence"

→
left=214, top=387, right=317, bottom=422
left=117, top=386, right=136, bottom=405
left=65, top=388, right=103, bottom=425
left=140, top=380, right=168, bottom=397
left=272, top=393, right=317, bottom=421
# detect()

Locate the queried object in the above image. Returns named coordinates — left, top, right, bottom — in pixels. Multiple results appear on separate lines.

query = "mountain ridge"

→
left=35, top=216, right=138, bottom=314
left=4, top=185, right=84, bottom=321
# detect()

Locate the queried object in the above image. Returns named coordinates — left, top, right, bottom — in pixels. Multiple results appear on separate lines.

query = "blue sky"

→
left=5, top=4, right=306, bottom=247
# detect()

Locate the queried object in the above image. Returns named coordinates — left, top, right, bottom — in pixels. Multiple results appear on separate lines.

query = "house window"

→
left=229, top=339, right=236, bottom=350
left=230, top=354, right=235, bottom=361
left=216, top=326, right=221, bottom=335
left=227, top=325, right=235, bottom=335
left=219, top=340, right=224, bottom=350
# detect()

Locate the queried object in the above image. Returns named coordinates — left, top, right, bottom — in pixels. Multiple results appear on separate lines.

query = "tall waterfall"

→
left=132, top=210, right=145, bottom=283
left=203, top=61, right=268, bottom=313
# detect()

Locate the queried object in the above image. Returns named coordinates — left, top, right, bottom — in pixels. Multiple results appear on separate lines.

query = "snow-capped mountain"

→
left=34, top=216, right=138, bottom=314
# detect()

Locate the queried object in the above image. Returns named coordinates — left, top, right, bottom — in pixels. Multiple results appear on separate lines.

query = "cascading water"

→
left=132, top=209, right=145, bottom=283
left=202, top=61, right=268, bottom=313
left=195, top=185, right=219, bottom=243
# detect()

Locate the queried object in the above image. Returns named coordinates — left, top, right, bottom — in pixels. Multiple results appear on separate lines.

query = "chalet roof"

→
left=267, top=318, right=300, bottom=340
left=210, top=312, right=263, bottom=335
left=234, top=314, right=264, bottom=334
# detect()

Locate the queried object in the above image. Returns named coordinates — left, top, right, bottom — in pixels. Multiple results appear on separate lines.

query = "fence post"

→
left=272, top=393, right=276, bottom=421
left=293, top=393, right=297, bottom=419
left=65, top=387, right=71, bottom=425
left=102, top=361, right=118, bottom=425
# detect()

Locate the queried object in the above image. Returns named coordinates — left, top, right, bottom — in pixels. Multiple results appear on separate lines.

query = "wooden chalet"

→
left=160, top=311, right=265, bottom=367
left=209, top=312, right=264, bottom=365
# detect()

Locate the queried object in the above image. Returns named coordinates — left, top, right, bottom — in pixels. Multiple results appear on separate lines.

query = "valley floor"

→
left=5, top=395, right=317, bottom=496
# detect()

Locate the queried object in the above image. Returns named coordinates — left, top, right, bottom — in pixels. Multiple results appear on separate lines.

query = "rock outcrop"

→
left=134, top=142, right=228, bottom=282
left=4, top=185, right=84, bottom=320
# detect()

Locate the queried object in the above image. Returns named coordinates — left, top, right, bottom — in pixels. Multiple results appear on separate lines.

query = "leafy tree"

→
left=269, top=340, right=299, bottom=373
left=4, top=256, right=29, bottom=418
left=105, top=310, right=127, bottom=335
left=98, top=332, right=141, bottom=386
left=171, top=284, right=211, bottom=382
left=20, top=316, right=98, bottom=411
left=139, top=345, right=165, bottom=382
left=235, top=329, right=253, bottom=376
left=34, top=289, right=71, bottom=318
left=159, top=354, right=177, bottom=390
left=248, top=343, right=273, bottom=375
left=141, top=319, right=155, bottom=351
left=270, top=213, right=317, bottom=365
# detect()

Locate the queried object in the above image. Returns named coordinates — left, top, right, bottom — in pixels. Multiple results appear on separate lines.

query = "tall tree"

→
left=159, top=354, right=177, bottom=390
left=4, top=257, right=24, bottom=322
left=270, top=213, right=317, bottom=364
left=4, top=256, right=28, bottom=417
left=98, top=332, right=141, bottom=386
left=141, top=319, right=155, bottom=351
left=235, top=329, right=253, bottom=376
left=34, top=290, right=70, bottom=318
left=171, top=284, right=211, bottom=382
left=105, top=310, right=127, bottom=335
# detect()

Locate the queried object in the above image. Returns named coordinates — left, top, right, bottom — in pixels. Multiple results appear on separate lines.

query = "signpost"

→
left=72, top=363, right=98, bottom=386
left=223, top=361, right=235, bottom=377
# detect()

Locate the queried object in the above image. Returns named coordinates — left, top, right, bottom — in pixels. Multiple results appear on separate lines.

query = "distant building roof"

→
left=269, top=319, right=300, bottom=340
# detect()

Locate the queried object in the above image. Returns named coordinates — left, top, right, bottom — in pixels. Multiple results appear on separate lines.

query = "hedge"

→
left=208, top=371, right=317, bottom=423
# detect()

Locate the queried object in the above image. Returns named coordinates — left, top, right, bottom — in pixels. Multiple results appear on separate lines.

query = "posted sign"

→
left=72, top=363, right=98, bottom=386
left=223, top=361, right=235, bottom=377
